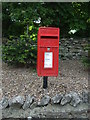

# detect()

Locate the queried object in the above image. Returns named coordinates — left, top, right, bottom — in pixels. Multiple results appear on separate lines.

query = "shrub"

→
left=2, top=25, right=38, bottom=66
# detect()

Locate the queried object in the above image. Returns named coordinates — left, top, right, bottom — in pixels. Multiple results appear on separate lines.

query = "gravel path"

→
left=2, top=60, right=88, bottom=100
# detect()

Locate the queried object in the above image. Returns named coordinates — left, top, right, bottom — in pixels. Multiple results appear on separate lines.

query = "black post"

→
left=43, top=76, right=48, bottom=89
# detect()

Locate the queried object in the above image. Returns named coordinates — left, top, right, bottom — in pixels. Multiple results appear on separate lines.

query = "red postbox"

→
left=37, top=27, right=60, bottom=77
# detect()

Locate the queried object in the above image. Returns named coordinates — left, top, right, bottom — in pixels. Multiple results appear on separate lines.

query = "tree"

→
left=2, top=2, right=90, bottom=37
left=2, top=2, right=90, bottom=66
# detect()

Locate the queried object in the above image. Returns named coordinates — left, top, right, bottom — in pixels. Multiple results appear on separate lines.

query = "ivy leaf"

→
left=29, top=26, right=33, bottom=31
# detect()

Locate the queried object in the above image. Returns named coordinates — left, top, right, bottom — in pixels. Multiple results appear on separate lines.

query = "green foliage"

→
left=2, top=2, right=90, bottom=66
left=2, top=2, right=90, bottom=38
left=82, top=57, right=90, bottom=68
left=2, top=23, right=37, bottom=66
left=82, top=44, right=90, bottom=68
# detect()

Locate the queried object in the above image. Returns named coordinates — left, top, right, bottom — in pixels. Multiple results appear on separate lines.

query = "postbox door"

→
left=40, top=47, right=58, bottom=76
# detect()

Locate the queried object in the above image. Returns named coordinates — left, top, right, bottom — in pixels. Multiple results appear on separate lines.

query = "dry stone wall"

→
left=0, top=91, right=89, bottom=119
left=59, top=38, right=89, bottom=60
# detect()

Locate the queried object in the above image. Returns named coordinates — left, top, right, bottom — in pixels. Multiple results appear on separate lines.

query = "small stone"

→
left=69, top=38, right=73, bottom=40
left=22, top=95, right=34, bottom=110
left=70, top=91, right=81, bottom=107
left=51, top=94, right=63, bottom=104
left=27, top=116, right=32, bottom=120
left=30, top=101, right=37, bottom=109
left=82, top=90, right=89, bottom=103
left=37, top=95, right=50, bottom=107
left=9, top=95, right=24, bottom=108
left=0, top=97, right=9, bottom=109
left=61, top=93, right=72, bottom=105
left=61, top=38, right=66, bottom=41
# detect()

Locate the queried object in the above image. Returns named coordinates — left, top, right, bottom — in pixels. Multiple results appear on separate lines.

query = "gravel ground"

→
left=1, top=60, right=88, bottom=100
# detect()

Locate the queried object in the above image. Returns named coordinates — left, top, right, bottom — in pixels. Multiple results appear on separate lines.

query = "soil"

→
left=1, top=60, right=88, bottom=101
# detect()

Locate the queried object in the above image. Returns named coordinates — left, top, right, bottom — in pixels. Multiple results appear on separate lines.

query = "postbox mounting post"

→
left=43, top=76, right=48, bottom=89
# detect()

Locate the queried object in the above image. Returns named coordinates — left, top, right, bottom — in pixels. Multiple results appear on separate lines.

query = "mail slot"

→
left=37, top=27, right=60, bottom=76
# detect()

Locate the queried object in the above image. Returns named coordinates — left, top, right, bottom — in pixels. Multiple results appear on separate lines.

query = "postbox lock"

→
left=47, top=47, right=50, bottom=51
